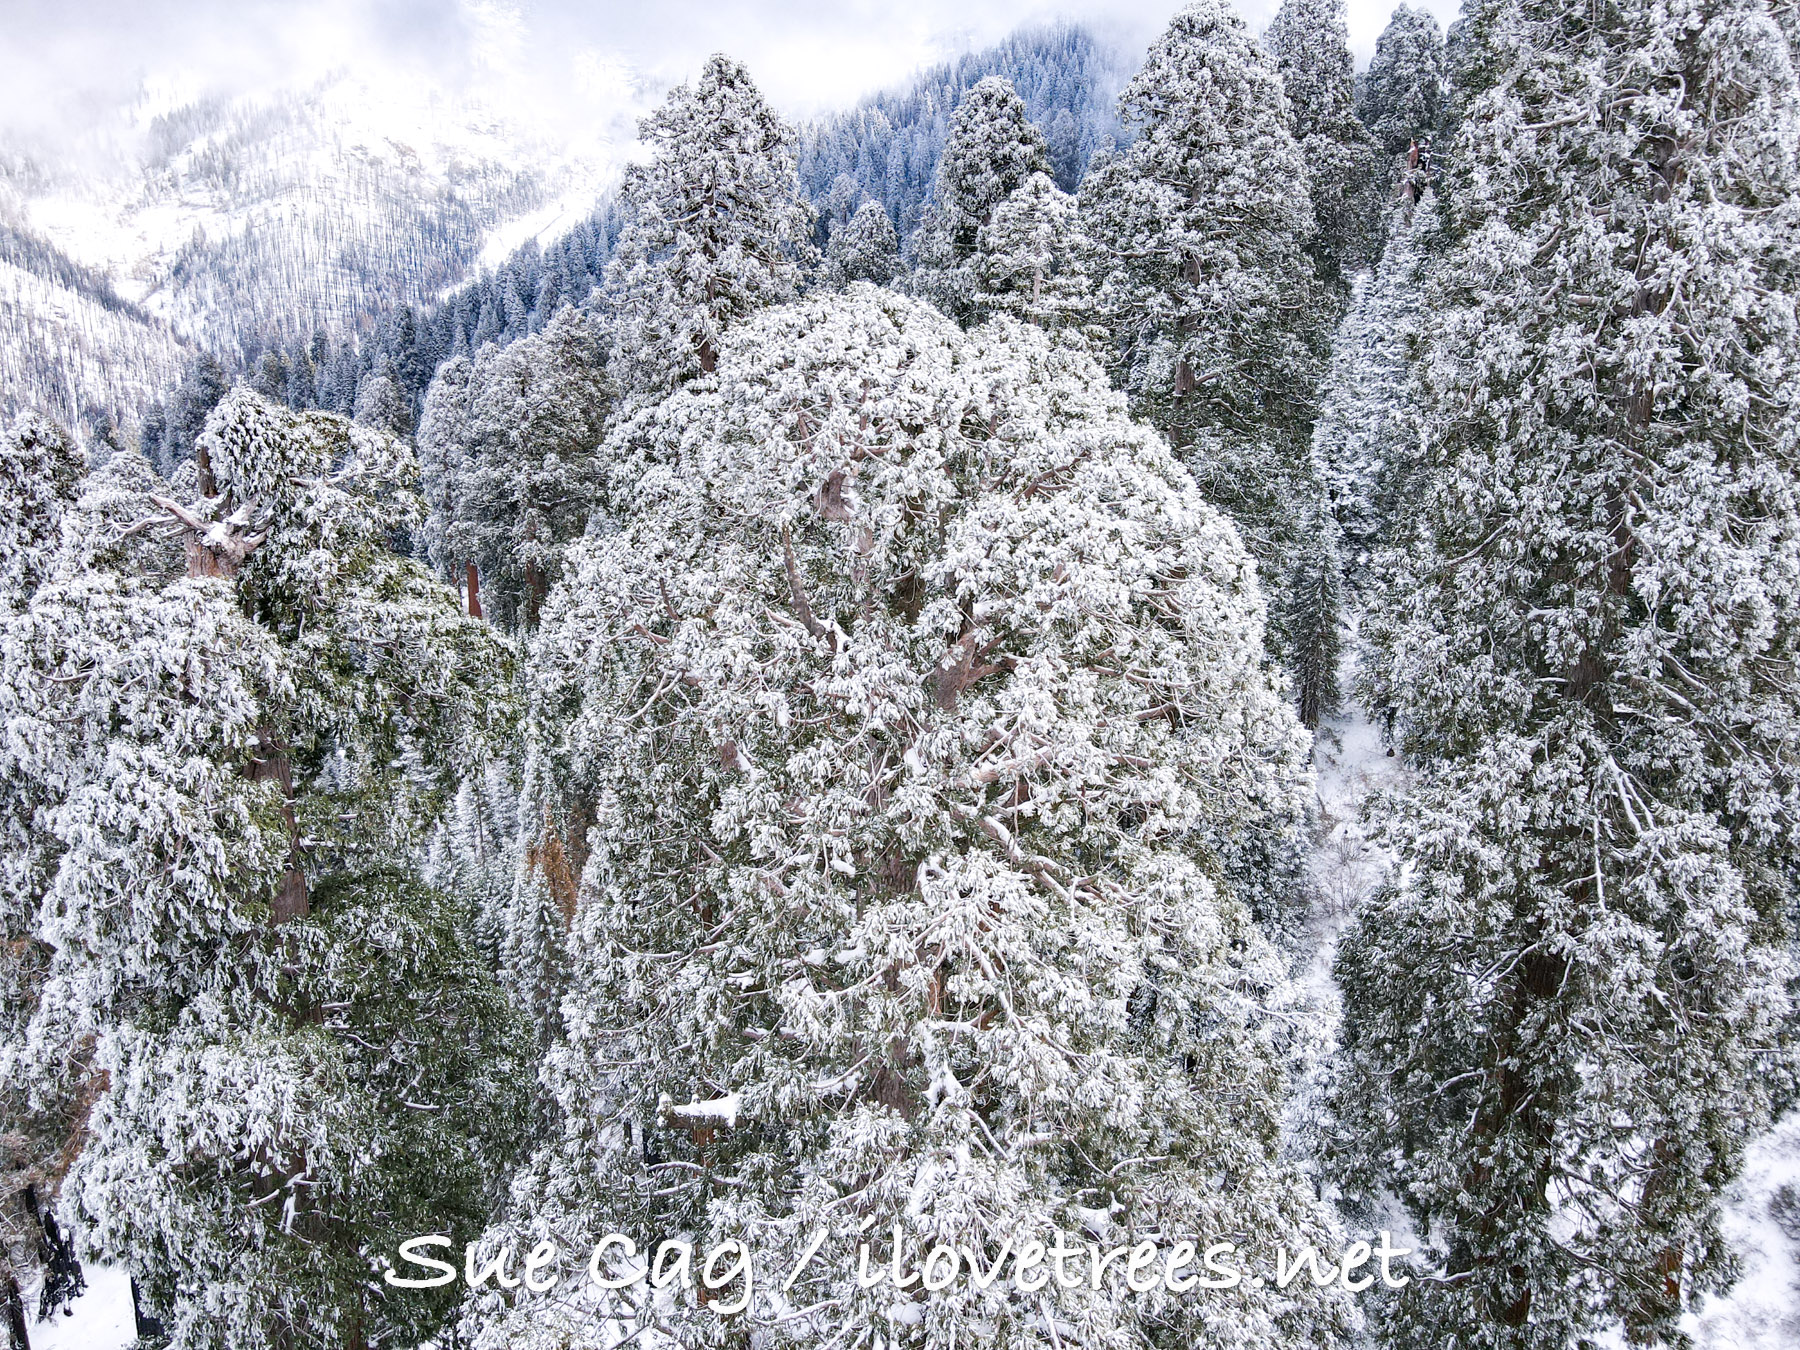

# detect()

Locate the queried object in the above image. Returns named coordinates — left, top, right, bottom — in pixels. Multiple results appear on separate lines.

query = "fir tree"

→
left=912, top=76, right=1053, bottom=323
left=1336, top=2, right=1800, bottom=1345
left=465, top=286, right=1342, bottom=1350
left=353, top=368, right=413, bottom=438
left=1284, top=504, right=1344, bottom=731
left=603, top=54, right=815, bottom=405
left=1311, top=201, right=1431, bottom=588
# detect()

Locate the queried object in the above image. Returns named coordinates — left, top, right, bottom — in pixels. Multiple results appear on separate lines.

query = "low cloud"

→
left=2, top=0, right=1463, bottom=160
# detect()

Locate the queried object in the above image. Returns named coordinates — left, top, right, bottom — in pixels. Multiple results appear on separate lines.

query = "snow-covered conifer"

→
left=0, top=414, right=83, bottom=605
left=416, top=306, right=611, bottom=628
left=1084, top=0, right=1327, bottom=558
left=352, top=368, right=414, bottom=438
left=603, top=54, right=815, bottom=404
left=1311, top=202, right=1430, bottom=586
left=1337, top=3, right=1800, bottom=1344
left=1267, top=0, right=1384, bottom=284
left=912, top=77, right=1053, bottom=323
left=0, top=390, right=528, bottom=1349
left=1284, top=504, right=1343, bottom=730
left=1357, top=6, right=1448, bottom=155
left=466, top=286, right=1341, bottom=1350
left=822, top=198, right=901, bottom=288
left=971, top=171, right=1095, bottom=329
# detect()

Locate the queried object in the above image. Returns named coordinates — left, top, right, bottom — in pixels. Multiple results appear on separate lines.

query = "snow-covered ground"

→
left=1293, top=635, right=1407, bottom=1063
left=1280, top=634, right=1406, bottom=1181
left=26, top=1262, right=137, bottom=1350
left=1686, top=1108, right=1800, bottom=1349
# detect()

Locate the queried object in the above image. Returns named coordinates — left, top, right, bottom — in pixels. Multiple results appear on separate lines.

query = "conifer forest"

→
left=5, top=1, right=1800, bottom=1347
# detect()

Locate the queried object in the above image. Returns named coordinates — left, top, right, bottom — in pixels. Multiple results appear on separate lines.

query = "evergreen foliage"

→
left=1312, top=203, right=1431, bottom=587
left=604, top=54, right=815, bottom=405
left=971, top=171, right=1096, bottom=330
left=467, top=283, right=1337, bottom=1350
left=797, top=25, right=1129, bottom=247
left=416, top=305, right=612, bottom=629
left=1266, top=0, right=1385, bottom=285
left=821, top=199, right=902, bottom=288
left=912, top=77, right=1054, bottom=324
left=1337, top=2, right=1800, bottom=1344
left=1357, top=6, right=1449, bottom=155
left=1084, top=0, right=1328, bottom=563
left=0, top=393, right=528, bottom=1349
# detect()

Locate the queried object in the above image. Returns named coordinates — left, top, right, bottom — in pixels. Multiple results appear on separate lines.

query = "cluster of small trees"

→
left=8, top=0, right=1799, bottom=1348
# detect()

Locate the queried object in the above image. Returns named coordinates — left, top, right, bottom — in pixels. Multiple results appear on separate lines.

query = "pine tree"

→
left=1335, top=3, right=1800, bottom=1345
left=465, top=286, right=1342, bottom=1350
left=1084, top=0, right=1327, bottom=560
left=912, top=76, right=1054, bottom=323
left=971, top=171, right=1096, bottom=330
left=0, top=391, right=530, bottom=1349
left=1357, top=6, right=1448, bottom=156
left=603, top=54, right=815, bottom=405
left=822, top=199, right=902, bottom=288
left=1266, top=0, right=1384, bottom=286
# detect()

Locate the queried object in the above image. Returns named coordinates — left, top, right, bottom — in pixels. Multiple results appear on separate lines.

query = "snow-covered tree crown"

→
left=913, top=76, right=1054, bottom=323
left=470, top=284, right=1337, bottom=1350
left=416, top=304, right=611, bottom=629
left=1338, top=0, right=1800, bottom=1344
left=822, top=198, right=901, bottom=288
left=0, top=413, right=83, bottom=606
left=603, top=53, right=815, bottom=403
left=1083, top=0, right=1326, bottom=553
left=1, top=391, right=524, bottom=1348
left=1266, top=0, right=1360, bottom=140
left=1358, top=5, right=1448, bottom=154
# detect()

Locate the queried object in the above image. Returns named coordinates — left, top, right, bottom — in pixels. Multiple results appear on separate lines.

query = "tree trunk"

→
left=1, top=1271, right=28, bottom=1350
left=195, top=440, right=216, bottom=499
left=130, top=1277, right=164, bottom=1341
left=524, top=560, right=547, bottom=629
left=466, top=562, right=483, bottom=621
left=248, top=730, right=307, bottom=923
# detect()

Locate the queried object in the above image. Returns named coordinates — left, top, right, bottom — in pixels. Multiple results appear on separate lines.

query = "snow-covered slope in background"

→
left=0, top=218, right=192, bottom=431
left=0, top=65, right=635, bottom=429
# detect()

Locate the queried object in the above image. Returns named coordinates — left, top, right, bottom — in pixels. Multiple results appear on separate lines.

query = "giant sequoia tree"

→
left=912, top=76, right=1054, bottom=324
left=1357, top=6, right=1449, bottom=155
left=1084, top=0, right=1327, bottom=559
left=0, top=395, right=527, bottom=1350
left=416, top=305, right=611, bottom=629
left=466, top=286, right=1341, bottom=1350
left=603, top=54, right=815, bottom=406
left=1336, top=2, right=1800, bottom=1346
left=1266, top=0, right=1383, bottom=287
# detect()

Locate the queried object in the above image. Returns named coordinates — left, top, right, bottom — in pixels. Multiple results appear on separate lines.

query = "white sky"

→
left=0, top=0, right=1466, bottom=153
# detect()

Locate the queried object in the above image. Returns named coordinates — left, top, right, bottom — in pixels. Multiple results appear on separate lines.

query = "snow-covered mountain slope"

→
left=0, top=217, right=191, bottom=431
left=1, top=67, right=627, bottom=418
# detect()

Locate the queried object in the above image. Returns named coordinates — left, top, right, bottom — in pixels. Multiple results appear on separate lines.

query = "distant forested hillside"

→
left=0, top=220, right=191, bottom=437
left=797, top=23, right=1131, bottom=243
left=341, top=23, right=1131, bottom=426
